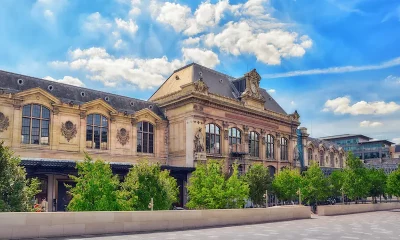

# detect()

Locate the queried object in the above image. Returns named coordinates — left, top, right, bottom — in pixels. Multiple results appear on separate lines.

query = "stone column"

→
left=47, top=174, right=55, bottom=212
left=79, top=111, right=86, bottom=152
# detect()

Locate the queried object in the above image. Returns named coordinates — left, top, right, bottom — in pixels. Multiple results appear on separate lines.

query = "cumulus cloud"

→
left=360, top=121, right=383, bottom=128
left=267, top=89, right=276, bottom=93
left=182, top=37, right=200, bottom=46
left=323, top=97, right=400, bottom=115
left=44, top=76, right=85, bottom=87
left=69, top=47, right=109, bottom=60
left=182, top=48, right=220, bottom=68
left=82, top=12, right=112, bottom=32
left=32, top=0, right=68, bottom=22
left=115, top=18, right=138, bottom=35
left=384, top=75, right=400, bottom=85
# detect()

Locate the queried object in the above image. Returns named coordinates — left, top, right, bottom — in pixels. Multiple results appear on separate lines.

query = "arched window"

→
left=339, top=153, right=344, bottom=168
left=229, top=127, right=241, bottom=152
left=21, top=104, right=50, bottom=145
left=319, top=150, right=324, bottom=166
left=248, top=131, right=259, bottom=157
left=86, top=114, right=108, bottom=150
left=280, top=137, right=288, bottom=160
left=330, top=152, right=334, bottom=166
left=266, top=134, right=275, bottom=159
left=308, top=148, right=313, bottom=161
left=326, top=156, right=329, bottom=165
left=206, top=123, right=220, bottom=154
left=137, top=121, right=154, bottom=153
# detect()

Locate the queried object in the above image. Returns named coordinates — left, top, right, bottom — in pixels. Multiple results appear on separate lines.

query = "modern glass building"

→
left=319, top=134, right=394, bottom=160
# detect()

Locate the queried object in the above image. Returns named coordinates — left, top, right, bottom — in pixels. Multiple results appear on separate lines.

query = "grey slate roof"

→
left=320, top=134, right=372, bottom=140
left=308, top=137, right=341, bottom=150
left=0, top=70, right=164, bottom=117
left=176, top=63, right=287, bottom=115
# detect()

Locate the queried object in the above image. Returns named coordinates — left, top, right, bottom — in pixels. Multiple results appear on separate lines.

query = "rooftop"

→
left=319, top=134, right=372, bottom=140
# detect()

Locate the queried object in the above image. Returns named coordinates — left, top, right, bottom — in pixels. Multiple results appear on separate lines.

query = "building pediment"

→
left=80, top=99, right=118, bottom=114
left=14, top=87, right=61, bottom=105
left=134, top=108, right=163, bottom=122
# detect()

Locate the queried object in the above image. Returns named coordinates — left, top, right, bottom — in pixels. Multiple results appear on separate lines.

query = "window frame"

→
left=137, top=121, right=154, bottom=154
left=248, top=131, right=260, bottom=157
left=86, top=114, right=109, bottom=150
left=228, top=127, right=242, bottom=153
left=280, top=137, right=288, bottom=161
left=206, top=123, right=221, bottom=154
left=307, top=148, right=313, bottom=161
left=266, top=134, right=275, bottom=159
left=21, top=104, right=51, bottom=145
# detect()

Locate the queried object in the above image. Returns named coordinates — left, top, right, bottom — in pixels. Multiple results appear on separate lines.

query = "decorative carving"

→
left=223, top=121, right=229, bottom=128
left=194, top=127, right=205, bottom=154
left=110, top=116, right=116, bottom=122
left=241, top=69, right=265, bottom=100
left=289, top=110, right=300, bottom=121
left=243, top=125, right=249, bottom=132
left=0, top=112, right=10, bottom=132
left=131, top=118, right=137, bottom=126
left=53, top=107, right=60, bottom=115
left=61, top=121, right=77, bottom=142
left=262, top=137, right=266, bottom=145
left=79, top=111, right=86, bottom=119
left=261, top=129, right=266, bottom=135
left=224, top=129, right=228, bottom=140
left=193, top=79, right=209, bottom=93
left=193, top=104, right=204, bottom=112
left=117, top=128, right=130, bottom=146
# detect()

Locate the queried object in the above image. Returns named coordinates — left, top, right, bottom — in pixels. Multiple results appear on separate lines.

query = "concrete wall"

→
left=0, top=206, right=310, bottom=239
left=318, top=203, right=400, bottom=216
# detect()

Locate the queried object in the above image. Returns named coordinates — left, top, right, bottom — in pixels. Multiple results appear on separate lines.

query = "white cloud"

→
left=32, top=0, right=68, bottom=23
left=156, top=2, right=192, bottom=32
left=360, top=121, right=383, bottom=128
left=392, top=138, right=400, bottom=144
left=264, top=56, right=400, bottom=78
left=82, top=12, right=112, bottom=32
left=182, top=37, right=200, bottom=46
left=48, top=61, right=69, bottom=69
left=267, top=89, right=276, bottom=93
left=44, top=76, right=85, bottom=87
left=114, top=39, right=124, bottom=49
left=115, top=18, right=138, bottom=35
left=291, top=101, right=295, bottom=105
left=69, top=47, right=109, bottom=60
left=323, top=97, right=400, bottom=115
left=205, top=21, right=312, bottom=65
left=182, top=48, right=220, bottom=68
left=384, top=75, right=400, bottom=85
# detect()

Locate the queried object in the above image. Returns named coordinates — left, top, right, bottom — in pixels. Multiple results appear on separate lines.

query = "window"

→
left=319, top=151, right=324, bottom=166
left=248, top=131, right=259, bottom=157
left=266, top=134, right=275, bottom=159
left=137, top=121, right=154, bottom=153
left=206, top=123, right=221, bottom=154
left=229, top=128, right=241, bottom=152
left=21, top=104, right=50, bottom=145
left=280, top=137, right=288, bottom=160
left=330, top=152, right=334, bottom=166
left=86, top=114, right=108, bottom=150
left=307, top=148, right=313, bottom=161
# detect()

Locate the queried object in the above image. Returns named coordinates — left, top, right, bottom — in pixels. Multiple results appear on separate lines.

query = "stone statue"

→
left=194, top=127, right=204, bottom=153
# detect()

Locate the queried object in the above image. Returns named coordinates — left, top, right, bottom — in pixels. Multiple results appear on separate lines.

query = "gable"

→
left=14, top=87, right=61, bottom=105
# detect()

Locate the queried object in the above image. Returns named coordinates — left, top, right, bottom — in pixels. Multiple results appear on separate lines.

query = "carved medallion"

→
left=61, top=121, right=77, bottom=142
left=0, top=112, right=10, bottom=132
left=117, top=128, right=130, bottom=146
left=193, top=79, right=209, bottom=93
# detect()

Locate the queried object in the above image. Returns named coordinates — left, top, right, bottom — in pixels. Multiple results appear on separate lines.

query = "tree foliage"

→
left=386, top=167, right=400, bottom=198
left=0, top=142, right=40, bottom=212
left=67, top=153, right=126, bottom=211
left=120, top=161, right=178, bottom=210
left=342, top=152, right=370, bottom=202
left=328, top=169, right=345, bottom=197
left=366, top=168, right=387, bottom=202
left=187, top=160, right=249, bottom=209
left=301, top=162, right=329, bottom=205
left=244, top=164, right=272, bottom=206
left=272, top=168, right=302, bottom=202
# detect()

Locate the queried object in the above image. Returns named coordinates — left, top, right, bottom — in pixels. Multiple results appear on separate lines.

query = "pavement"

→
left=54, top=210, right=400, bottom=240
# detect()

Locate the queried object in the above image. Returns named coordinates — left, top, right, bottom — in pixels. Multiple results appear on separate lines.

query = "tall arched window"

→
left=206, top=123, right=220, bottom=154
left=266, top=134, right=275, bottom=159
left=86, top=114, right=108, bottom=150
left=248, top=131, right=259, bottom=157
left=21, top=104, right=50, bottom=145
left=308, top=148, right=313, bottom=161
left=319, top=150, right=324, bottom=166
left=137, top=121, right=154, bottom=153
left=339, top=153, right=344, bottom=168
left=229, top=127, right=241, bottom=152
left=280, top=137, right=288, bottom=160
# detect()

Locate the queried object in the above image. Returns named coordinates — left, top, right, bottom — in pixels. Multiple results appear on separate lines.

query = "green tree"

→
left=386, top=168, right=400, bottom=199
left=328, top=169, right=345, bottom=197
left=244, top=164, right=272, bottom=206
left=187, top=160, right=249, bottom=209
left=121, top=161, right=178, bottom=210
left=272, top=168, right=302, bottom=203
left=225, top=164, right=249, bottom=208
left=0, top=142, right=40, bottom=212
left=366, top=168, right=387, bottom=203
left=67, top=153, right=126, bottom=211
left=342, top=152, right=370, bottom=203
left=301, top=162, right=329, bottom=205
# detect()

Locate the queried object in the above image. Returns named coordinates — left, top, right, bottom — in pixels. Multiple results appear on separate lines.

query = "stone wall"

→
left=0, top=206, right=310, bottom=239
left=318, top=203, right=400, bottom=216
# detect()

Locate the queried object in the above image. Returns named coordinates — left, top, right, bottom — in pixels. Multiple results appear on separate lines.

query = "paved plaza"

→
left=55, top=210, right=400, bottom=240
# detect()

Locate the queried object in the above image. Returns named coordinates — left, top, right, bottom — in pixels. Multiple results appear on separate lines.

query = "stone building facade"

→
left=0, top=63, right=301, bottom=210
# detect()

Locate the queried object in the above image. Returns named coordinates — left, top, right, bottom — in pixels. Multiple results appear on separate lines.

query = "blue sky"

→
left=1, top=0, right=400, bottom=143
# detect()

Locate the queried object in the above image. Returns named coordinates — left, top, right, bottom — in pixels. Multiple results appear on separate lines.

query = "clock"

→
left=250, top=83, right=257, bottom=93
